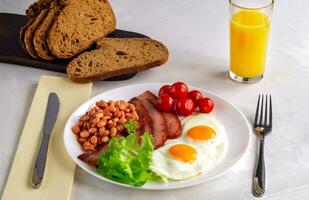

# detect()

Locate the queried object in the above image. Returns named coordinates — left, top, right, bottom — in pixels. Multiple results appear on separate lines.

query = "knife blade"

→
left=32, top=92, right=60, bottom=189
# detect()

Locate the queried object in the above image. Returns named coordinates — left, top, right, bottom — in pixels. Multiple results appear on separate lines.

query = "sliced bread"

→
left=19, top=18, right=34, bottom=52
left=67, top=38, right=169, bottom=82
left=33, top=3, right=60, bottom=60
left=24, top=9, right=49, bottom=59
left=47, top=0, right=116, bottom=59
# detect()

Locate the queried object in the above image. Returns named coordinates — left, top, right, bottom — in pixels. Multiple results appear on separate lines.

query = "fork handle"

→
left=253, top=136, right=265, bottom=197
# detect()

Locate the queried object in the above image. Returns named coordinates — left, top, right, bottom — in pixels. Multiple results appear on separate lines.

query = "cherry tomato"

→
left=176, top=97, right=195, bottom=116
left=188, top=90, right=203, bottom=104
left=170, top=82, right=189, bottom=99
left=158, top=85, right=171, bottom=96
left=156, top=94, right=175, bottom=112
left=198, top=98, right=214, bottom=114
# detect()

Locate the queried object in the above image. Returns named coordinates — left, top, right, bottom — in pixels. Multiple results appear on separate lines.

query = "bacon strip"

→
left=78, top=144, right=106, bottom=166
left=129, top=97, right=152, bottom=135
left=140, top=91, right=182, bottom=139
left=131, top=92, right=168, bottom=148
left=137, top=97, right=167, bottom=148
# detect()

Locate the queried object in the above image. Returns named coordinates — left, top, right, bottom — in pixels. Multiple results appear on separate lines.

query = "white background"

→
left=0, top=0, right=309, bottom=199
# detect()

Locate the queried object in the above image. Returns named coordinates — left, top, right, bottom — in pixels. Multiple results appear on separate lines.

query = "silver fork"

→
left=252, top=94, right=273, bottom=197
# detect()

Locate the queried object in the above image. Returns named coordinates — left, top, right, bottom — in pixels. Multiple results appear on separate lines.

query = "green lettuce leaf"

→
left=96, top=121, right=155, bottom=186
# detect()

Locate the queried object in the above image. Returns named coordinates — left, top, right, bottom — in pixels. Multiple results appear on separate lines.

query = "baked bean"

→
left=97, top=120, right=106, bottom=128
left=99, top=128, right=104, bottom=135
left=94, top=106, right=100, bottom=111
left=110, top=127, right=117, bottom=137
left=83, top=141, right=90, bottom=146
left=113, top=111, right=122, bottom=118
left=119, top=100, right=126, bottom=105
left=78, top=137, right=87, bottom=144
left=107, top=120, right=115, bottom=125
left=112, top=117, right=119, bottom=123
left=90, top=136, right=98, bottom=144
left=96, top=100, right=108, bottom=108
left=118, top=116, right=127, bottom=124
left=118, top=103, right=126, bottom=111
left=99, top=128, right=109, bottom=136
left=128, top=103, right=135, bottom=111
left=77, top=121, right=83, bottom=128
left=72, top=125, right=80, bottom=134
left=83, top=142, right=95, bottom=151
left=80, top=115, right=89, bottom=121
left=95, top=113, right=104, bottom=119
left=80, top=130, right=89, bottom=138
left=90, top=109, right=96, bottom=116
left=88, top=127, right=97, bottom=134
left=102, top=102, right=108, bottom=108
left=125, top=113, right=133, bottom=119
left=116, top=125, right=124, bottom=132
left=103, top=115, right=111, bottom=120
left=102, top=136, right=109, bottom=143
left=107, top=105, right=116, bottom=112
left=86, top=122, right=91, bottom=129
left=91, top=117, right=100, bottom=125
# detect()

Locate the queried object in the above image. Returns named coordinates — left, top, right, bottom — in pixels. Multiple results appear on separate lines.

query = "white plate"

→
left=64, top=83, right=251, bottom=190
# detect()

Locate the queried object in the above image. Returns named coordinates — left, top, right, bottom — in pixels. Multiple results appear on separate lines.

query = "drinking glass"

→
left=229, top=0, right=274, bottom=83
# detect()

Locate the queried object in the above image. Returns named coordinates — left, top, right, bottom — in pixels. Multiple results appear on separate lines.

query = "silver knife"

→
left=32, top=92, right=60, bottom=189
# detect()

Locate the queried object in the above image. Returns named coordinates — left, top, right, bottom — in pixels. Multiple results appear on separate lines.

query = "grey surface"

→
left=1, top=0, right=309, bottom=199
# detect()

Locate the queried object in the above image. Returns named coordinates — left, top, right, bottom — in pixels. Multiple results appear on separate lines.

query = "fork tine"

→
left=259, top=95, right=264, bottom=126
left=264, top=95, right=268, bottom=126
left=254, top=95, right=261, bottom=127
left=269, top=95, right=272, bottom=127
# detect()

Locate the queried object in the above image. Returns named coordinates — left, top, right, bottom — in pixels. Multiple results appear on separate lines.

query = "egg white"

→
left=150, top=113, right=227, bottom=181
left=150, top=138, right=216, bottom=180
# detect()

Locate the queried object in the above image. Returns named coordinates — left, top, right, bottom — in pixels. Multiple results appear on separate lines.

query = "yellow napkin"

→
left=1, top=75, right=92, bottom=200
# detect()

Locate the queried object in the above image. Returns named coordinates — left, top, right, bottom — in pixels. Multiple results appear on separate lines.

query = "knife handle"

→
left=32, top=134, right=50, bottom=188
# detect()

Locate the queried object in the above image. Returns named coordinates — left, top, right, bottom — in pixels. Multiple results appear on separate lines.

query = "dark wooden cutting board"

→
left=0, top=13, right=149, bottom=81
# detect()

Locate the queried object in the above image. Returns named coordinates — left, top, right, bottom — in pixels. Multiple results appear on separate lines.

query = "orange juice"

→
left=230, top=11, right=270, bottom=78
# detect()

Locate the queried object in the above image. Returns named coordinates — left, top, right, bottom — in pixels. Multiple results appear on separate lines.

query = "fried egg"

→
left=150, top=113, right=226, bottom=180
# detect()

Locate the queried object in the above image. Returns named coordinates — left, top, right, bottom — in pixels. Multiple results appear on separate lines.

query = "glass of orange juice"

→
left=229, top=0, right=274, bottom=83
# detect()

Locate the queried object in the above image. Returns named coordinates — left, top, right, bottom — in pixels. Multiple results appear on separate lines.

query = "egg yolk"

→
left=168, top=144, right=197, bottom=163
left=187, top=126, right=216, bottom=141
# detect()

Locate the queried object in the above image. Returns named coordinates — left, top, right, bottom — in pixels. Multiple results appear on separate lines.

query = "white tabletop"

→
left=1, top=0, right=309, bottom=199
